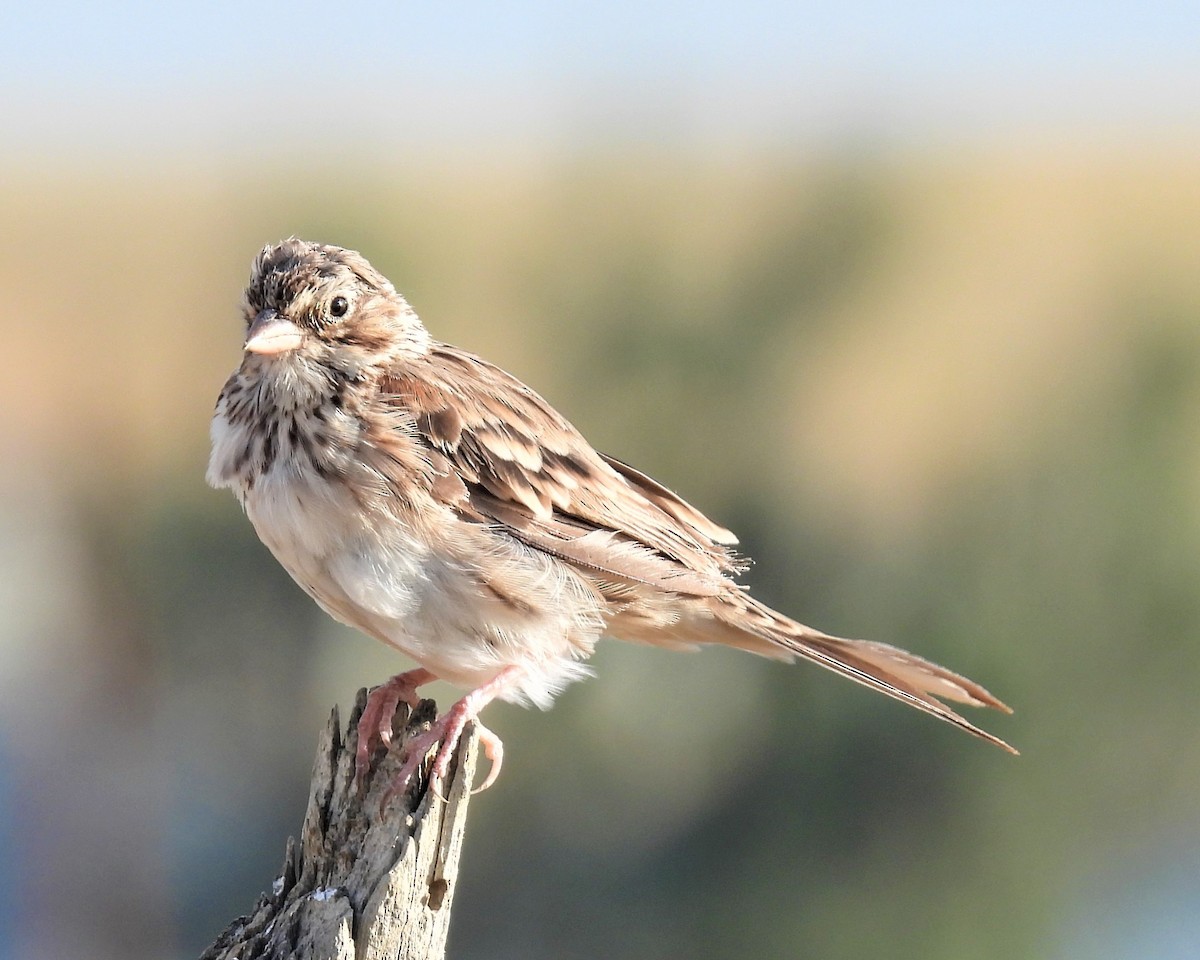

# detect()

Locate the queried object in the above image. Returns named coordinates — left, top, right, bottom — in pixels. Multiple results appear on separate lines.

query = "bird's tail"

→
left=709, top=593, right=1017, bottom=754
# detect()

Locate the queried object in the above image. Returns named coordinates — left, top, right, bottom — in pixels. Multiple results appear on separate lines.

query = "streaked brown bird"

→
left=208, top=239, right=1014, bottom=794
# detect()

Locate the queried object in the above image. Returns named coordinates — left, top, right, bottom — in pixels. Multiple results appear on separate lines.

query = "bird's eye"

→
left=329, top=296, right=349, bottom=318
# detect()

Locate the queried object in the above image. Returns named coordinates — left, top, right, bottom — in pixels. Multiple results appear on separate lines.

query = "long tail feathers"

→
left=725, top=596, right=1017, bottom=755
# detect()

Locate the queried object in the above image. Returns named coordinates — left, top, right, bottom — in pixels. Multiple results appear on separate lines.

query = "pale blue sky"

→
left=3, top=1, right=1199, bottom=159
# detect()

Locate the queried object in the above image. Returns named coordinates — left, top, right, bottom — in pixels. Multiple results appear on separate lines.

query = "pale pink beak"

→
left=244, top=309, right=304, bottom=355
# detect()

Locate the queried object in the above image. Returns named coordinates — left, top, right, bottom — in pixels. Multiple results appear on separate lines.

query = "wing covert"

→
left=381, top=344, right=743, bottom=594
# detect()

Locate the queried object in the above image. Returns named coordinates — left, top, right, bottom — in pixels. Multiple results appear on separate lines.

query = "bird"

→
left=207, top=238, right=1014, bottom=795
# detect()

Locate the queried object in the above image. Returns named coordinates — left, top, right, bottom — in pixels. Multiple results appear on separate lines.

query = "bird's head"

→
left=239, top=239, right=430, bottom=379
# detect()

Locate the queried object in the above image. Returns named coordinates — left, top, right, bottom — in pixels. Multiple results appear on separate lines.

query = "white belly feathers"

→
left=239, top=455, right=601, bottom=707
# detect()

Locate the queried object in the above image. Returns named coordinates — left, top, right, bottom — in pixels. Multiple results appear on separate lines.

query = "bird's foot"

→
left=379, top=666, right=520, bottom=809
left=355, top=668, right=436, bottom=783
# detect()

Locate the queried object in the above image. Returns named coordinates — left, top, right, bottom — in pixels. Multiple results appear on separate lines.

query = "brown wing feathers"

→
left=601, top=453, right=741, bottom=546
left=384, top=346, right=742, bottom=582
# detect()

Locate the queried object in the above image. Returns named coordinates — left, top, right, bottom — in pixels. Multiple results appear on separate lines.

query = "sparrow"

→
left=208, top=238, right=1014, bottom=795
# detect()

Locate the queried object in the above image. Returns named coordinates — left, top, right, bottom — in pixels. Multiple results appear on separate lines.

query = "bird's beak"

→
left=244, top=309, right=304, bottom=355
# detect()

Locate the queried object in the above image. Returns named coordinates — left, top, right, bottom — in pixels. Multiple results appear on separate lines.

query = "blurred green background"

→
left=4, top=3, right=1200, bottom=959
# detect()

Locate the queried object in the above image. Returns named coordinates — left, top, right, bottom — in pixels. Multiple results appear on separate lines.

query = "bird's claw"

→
left=354, top=668, right=435, bottom=785
left=361, top=665, right=520, bottom=809
left=376, top=711, right=504, bottom=812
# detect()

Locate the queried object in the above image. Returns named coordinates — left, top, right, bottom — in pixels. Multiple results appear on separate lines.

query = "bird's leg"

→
left=383, top=665, right=522, bottom=806
left=356, top=667, right=437, bottom=782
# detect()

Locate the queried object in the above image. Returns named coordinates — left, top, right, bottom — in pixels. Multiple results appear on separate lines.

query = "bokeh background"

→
left=4, top=3, right=1200, bottom=958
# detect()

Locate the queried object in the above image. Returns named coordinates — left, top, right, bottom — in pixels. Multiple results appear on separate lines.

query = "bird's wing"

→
left=379, top=344, right=741, bottom=596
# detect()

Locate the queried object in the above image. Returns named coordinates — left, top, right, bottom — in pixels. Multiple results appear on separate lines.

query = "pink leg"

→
left=383, top=666, right=523, bottom=805
left=356, top=668, right=437, bottom=782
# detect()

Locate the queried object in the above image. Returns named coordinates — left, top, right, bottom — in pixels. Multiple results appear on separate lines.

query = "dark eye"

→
left=329, top=296, right=349, bottom=318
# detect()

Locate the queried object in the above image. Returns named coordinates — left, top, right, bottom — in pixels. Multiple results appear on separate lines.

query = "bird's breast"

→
left=243, top=461, right=431, bottom=622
